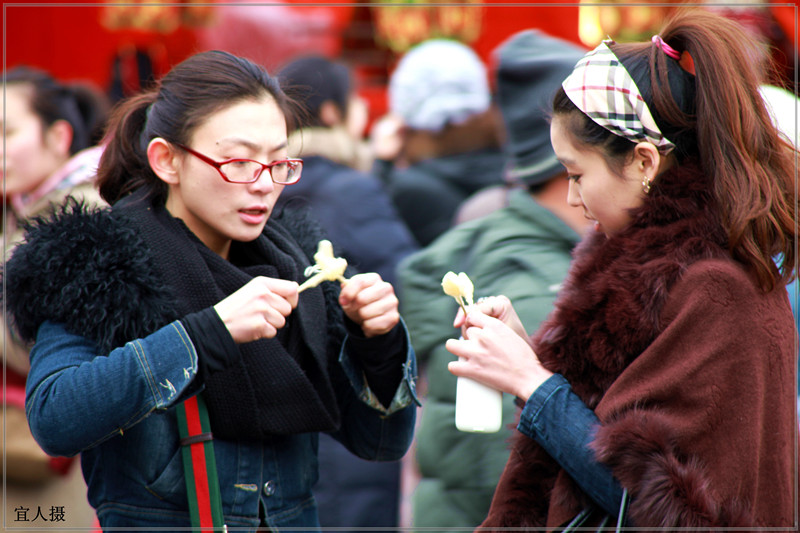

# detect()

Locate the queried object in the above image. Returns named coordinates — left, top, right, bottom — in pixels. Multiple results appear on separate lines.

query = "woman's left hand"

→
left=446, top=309, right=553, bottom=402
left=339, top=273, right=400, bottom=337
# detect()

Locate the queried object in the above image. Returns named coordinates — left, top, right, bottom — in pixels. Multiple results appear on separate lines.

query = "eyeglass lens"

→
left=220, top=160, right=301, bottom=183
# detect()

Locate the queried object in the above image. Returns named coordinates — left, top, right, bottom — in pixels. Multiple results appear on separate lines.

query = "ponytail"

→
left=657, top=9, right=796, bottom=291
left=96, top=92, right=167, bottom=206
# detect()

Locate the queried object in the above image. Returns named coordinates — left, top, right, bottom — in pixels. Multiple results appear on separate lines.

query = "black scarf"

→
left=5, top=192, right=344, bottom=440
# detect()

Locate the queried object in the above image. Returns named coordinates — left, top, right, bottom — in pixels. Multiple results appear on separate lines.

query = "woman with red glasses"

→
left=4, top=50, right=418, bottom=531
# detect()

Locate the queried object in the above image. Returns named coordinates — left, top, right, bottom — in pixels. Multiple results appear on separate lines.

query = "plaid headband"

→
left=562, top=41, right=675, bottom=153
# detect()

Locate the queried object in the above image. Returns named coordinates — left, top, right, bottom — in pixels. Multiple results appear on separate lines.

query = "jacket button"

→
left=263, top=480, right=276, bottom=497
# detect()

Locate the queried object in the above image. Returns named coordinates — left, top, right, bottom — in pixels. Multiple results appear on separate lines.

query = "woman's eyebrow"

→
left=216, top=137, right=288, bottom=154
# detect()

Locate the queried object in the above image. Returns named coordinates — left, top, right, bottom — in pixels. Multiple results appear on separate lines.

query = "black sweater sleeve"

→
left=342, top=317, right=406, bottom=408
left=181, top=307, right=241, bottom=379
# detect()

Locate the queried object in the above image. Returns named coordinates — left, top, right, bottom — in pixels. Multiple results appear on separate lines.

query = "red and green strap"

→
left=176, top=394, right=225, bottom=532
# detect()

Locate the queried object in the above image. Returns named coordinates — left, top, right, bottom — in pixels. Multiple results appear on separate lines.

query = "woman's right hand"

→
left=213, top=277, right=299, bottom=343
left=446, top=309, right=552, bottom=401
left=453, top=295, right=530, bottom=344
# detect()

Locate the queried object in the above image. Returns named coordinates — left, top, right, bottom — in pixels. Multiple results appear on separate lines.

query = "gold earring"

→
left=642, top=175, right=651, bottom=194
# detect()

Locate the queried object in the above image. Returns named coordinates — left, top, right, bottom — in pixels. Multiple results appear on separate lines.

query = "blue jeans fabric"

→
left=517, top=373, right=625, bottom=516
left=26, top=319, right=418, bottom=531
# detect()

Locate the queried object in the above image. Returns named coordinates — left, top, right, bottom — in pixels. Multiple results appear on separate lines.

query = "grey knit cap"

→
left=495, top=30, right=586, bottom=185
left=389, top=39, right=490, bottom=132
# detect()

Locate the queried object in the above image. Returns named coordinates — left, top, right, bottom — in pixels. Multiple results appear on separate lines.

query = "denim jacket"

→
left=26, top=319, right=418, bottom=531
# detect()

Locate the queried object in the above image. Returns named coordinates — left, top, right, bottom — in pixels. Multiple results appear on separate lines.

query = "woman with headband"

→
left=446, top=9, right=797, bottom=529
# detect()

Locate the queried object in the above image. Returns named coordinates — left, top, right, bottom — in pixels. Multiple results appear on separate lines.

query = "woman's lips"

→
left=239, top=207, right=267, bottom=224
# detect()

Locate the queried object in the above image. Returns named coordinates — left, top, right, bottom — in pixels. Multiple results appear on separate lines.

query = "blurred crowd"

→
left=2, top=3, right=798, bottom=532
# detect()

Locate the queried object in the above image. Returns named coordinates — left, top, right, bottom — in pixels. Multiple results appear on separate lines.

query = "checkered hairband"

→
left=561, top=41, right=675, bottom=153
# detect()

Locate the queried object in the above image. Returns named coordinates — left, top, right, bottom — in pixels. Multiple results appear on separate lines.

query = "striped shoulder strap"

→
left=176, top=394, right=226, bottom=532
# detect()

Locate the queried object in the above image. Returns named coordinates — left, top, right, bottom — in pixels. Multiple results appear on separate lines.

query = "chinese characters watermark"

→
left=13, top=506, right=66, bottom=523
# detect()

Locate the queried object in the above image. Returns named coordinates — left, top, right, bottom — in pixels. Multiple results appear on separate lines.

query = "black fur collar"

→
left=5, top=199, right=177, bottom=353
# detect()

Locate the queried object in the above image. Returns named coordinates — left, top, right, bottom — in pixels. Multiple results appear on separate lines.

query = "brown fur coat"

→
left=480, top=162, right=798, bottom=529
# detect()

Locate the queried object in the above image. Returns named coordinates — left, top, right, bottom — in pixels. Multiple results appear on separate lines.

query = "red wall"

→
left=4, top=2, right=579, bottom=86
left=3, top=2, right=580, bottom=127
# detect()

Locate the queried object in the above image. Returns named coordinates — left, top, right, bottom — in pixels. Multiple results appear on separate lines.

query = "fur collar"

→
left=533, top=161, right=727, bottom=405
left=481, top=160, right=747, bottom=529
left=288, top=126, right=373, bottom=172
left=4, top=198, right=176, bottom=353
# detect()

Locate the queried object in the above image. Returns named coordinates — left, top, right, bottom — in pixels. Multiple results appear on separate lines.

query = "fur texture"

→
left=480, top=161, right=793, bottom=529
left=4, top=199, right=177, bottom=353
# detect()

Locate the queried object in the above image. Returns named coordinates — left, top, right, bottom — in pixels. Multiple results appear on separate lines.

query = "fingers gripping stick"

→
left=298, top=240, right=349, bottom=293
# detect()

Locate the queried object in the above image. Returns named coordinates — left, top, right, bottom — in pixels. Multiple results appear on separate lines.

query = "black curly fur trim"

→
left=3, top=198, right=178, bottom=353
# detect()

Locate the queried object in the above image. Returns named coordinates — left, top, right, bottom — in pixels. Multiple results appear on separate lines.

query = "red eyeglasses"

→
left=175, top=143, right=303, bottom=185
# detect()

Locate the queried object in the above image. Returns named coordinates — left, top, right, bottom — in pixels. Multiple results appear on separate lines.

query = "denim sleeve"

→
left=25, top=320, right=199, bottom=457
left=339, top=317, right=421, bottom=415
left=517, top=373, right=625, bottom=516
left=331, top=318, right=420, bottom=461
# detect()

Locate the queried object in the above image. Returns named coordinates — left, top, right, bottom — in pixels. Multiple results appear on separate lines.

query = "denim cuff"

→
left=517, top=373, right=570, bottom=438
left=339, top=318, right=421, bottom=415
left=130, top=320, right=199, bottom=410
left=516, top=373, right=625, bottom=516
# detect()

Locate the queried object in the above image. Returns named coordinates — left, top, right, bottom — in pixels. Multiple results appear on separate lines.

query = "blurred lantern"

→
left=578, top=0, right=674, bottom=47
left=102, top=0, right=215, bottom=33
left=371, top=0, right=483, bottom=53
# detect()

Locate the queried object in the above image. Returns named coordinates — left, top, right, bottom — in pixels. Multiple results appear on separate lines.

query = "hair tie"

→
left=652, top=35, right=680, bottom=60
left=652, top=35, right=696, bottom=76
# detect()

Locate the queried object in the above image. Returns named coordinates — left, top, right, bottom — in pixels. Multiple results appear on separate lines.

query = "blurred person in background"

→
left=277, top=55, right=418, bottom=288
left=372, top=39, right=506, bottom=247
left=1, top=65, right=109, bottom=528
left=277, top=54, right=419, bottom=532
left=396, top=30, right=588, bottom=529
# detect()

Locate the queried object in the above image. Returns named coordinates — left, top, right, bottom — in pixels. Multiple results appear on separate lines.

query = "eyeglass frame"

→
left=174, top=143, right=303, bottom=185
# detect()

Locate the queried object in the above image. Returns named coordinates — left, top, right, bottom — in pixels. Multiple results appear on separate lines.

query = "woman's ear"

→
left=44, top=120, right=74, bottom=158
left=633, top=142, right=661, bottom=182
left=319, top=100, right=343, bottom=128
left=147, top=138, right=180, bottom=185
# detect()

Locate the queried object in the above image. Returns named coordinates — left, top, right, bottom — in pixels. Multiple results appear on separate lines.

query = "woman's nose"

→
left=566, top=179, right=581, bottom=207
left=250, top=169, right=276, bottom=194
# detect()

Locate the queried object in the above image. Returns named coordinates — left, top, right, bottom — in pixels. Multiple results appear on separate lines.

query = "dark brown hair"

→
left=97, top=50, right=299, bottom=206
left=553, top=9, right=797, bottom=292
left=5, top=66, right=109, bottom=154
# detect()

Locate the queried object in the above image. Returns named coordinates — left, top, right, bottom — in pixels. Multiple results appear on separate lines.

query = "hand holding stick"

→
left=298, top=240, right=348, bottom=292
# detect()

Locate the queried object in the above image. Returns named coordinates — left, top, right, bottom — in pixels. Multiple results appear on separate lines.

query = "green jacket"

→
left=396, top=188, right=581, bottom=528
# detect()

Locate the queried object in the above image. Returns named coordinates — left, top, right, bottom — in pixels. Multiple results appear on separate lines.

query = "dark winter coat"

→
left=3, top=196, right=418, bottom=530
left=379, top=147, right=506, bottom=247
left=481, top=162, right=798, bottom=529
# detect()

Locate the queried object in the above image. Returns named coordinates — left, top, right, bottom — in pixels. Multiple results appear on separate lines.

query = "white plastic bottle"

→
left=454, top=357, right=503, bottom=433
